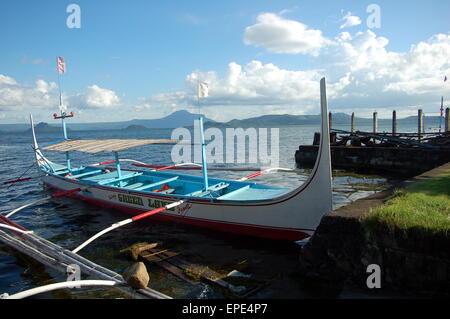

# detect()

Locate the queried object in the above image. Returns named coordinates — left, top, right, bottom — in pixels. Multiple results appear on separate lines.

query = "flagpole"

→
left=56, top=57, right=71, bottom=172
left=440, top=96, right=444, bottom=133
left=56, top=57, right=68, bottom=140
left=197, top=81, right=209, bottom=191
left=441, top=76, right=447, bottom=133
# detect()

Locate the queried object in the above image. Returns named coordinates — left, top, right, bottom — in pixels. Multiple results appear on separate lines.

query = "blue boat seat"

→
left=50, top=163, right=68, bottom=172
left=98, top=172, right=143, bottom=185
left=216, top=185, right=251, bottom=200
left=126, top=182, right=145, bottom=189
left=135, top=177, right=179, bottom=191
left=185, top=182, right=229, bottom=197
left=84, top=171, right=137, bottom=183
left=217, top=186, right=287, bottom=201
left=71, top=170, right=102, bottom=179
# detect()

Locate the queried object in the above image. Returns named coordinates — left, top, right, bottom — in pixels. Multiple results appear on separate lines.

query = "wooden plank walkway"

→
left=136, top=243, right=265, bottom=298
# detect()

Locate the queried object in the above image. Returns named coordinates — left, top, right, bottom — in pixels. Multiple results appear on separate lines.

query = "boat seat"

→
left=71, top=170, right=102, bottom=179
left=56, top=170, right=70, bottom=176
left=50, top=163, right=69, bottom=172
left=126, top=182, right=145, bottom=189
left=135, top=177, right=179, bottom=191
left=83, top=170, right=122, bottom=182
left=98, top=172, right=143, bottom=185
left=217, top=187, right=288, bottom=201
left=216, top=185, right=251, bottom=200
left=185, top=182, right=229, bottom=197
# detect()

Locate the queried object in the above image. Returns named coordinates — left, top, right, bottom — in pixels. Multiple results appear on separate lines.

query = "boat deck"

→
left=46, top=164, right=288, bottom=201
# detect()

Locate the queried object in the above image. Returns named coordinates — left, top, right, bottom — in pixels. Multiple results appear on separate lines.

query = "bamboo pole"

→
left=418, top=109, right=423, bottom=142
left=351, top=112, right=355, bottom=133
left=446, top=108, right=449, bottom=132
left=392, top=110, right=397, bottom=136
left=0, top=225, right=170, bottom=299
left=0, top=230, right=69, bottom=274
left=373, top=112, right=378, bottom=133
left=328, top=112, right=332, bottom=130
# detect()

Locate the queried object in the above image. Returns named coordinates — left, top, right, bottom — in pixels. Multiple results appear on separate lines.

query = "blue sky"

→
left=0, top=0, right=449, bottom=123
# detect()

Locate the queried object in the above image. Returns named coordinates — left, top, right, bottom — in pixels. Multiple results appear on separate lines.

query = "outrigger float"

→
left=0, top=77, right=331, bottom=299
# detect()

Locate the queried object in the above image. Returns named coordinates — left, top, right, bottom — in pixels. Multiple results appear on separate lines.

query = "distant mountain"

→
left=224, top=113, right=353, bottom=127
left=127, top=110, right=215, bottom=129
left=222, top=113, right=443, bottom=128
left=26, top=122, right=69, bottom=133
left=123, top=124, right=148, bottom=131
left=0, top=110, right=445, bottom=133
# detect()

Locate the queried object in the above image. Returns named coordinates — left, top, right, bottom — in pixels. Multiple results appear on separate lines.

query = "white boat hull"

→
left=34, top=78, right=333, bottom=241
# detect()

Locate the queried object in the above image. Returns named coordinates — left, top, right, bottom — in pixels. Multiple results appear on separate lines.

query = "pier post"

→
left=351, top=112, right=355, bottom=133
left=392, top=110, right=397, bottom=136
left=446, top=108, right=450, bottom=132
left=373, top=112, right=378, bottom=134
left=328, top=112, right=332, bottom=130
left=418, top=109, right=423, bottom=142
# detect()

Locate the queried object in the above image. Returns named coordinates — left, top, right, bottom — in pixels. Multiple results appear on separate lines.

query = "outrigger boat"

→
left=29, top=78, right=332, bottom=242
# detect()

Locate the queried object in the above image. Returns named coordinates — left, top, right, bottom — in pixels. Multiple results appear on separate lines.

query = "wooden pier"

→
left=296, top=109, right=450, bottom=177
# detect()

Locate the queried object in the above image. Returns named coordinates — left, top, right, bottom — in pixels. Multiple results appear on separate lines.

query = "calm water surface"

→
left=0, top=123, right=409, bottom=299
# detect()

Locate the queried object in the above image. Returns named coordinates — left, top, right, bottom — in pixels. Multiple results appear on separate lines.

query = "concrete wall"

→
left=296, top=145, right=450, bottom=177
left=298, top=163, right=450, bottom=296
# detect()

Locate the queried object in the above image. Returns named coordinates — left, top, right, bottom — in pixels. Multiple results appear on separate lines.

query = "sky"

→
left=0, top=0, right=449, bottom=124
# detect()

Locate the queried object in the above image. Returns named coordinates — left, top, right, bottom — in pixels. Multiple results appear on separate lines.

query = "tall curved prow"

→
left=30, top=114, right=51, bottom=171
left=316, top=77, right=333, bottom=210
left=281, top=77, right=332, bottom=233
left=305, top=77, right=332, bottom=226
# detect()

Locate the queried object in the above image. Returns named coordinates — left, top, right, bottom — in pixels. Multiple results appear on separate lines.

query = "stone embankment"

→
left=298, top=162, right=450, bottom=296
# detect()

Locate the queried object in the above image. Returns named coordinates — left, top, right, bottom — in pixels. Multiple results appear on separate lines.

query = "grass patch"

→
left=362, top=171, right=450, bottom=238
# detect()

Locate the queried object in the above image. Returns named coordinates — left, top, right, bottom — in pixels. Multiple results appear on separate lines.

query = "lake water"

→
left=0, top=121, right=419, bottom=298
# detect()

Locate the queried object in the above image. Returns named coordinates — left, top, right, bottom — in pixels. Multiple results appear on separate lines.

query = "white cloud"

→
left=0, top=75, right=58, bottom=111
left=320, top=31, right=450, bottom=113
left=136, top=27, right=450, bottom=121
left=71, top=85, right=121, bottom=109
left=0, top=75, right=121, bottom=117
left=2, top=11, right=449, bottom=123
left=134, top=61, right=322, bottom=121
left=340, top=12, right=362, bottom=29
left=244, top=13, right=329, bottom=55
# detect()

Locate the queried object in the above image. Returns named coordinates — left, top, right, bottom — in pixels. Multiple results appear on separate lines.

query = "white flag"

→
left=198, top=82, right=209, bottom=98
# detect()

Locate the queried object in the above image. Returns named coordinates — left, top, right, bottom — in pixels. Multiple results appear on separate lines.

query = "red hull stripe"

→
left=132, top=206, right=167, bottom=221
left=98, top=160, right=116, bottom=165
left=3, top=177, right=33, bottom=185
left=51, top=188, right=81, bottom=198
left=45, top=183, right=311, bottom=241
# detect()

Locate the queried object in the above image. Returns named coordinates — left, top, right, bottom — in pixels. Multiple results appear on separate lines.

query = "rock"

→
left=123, top=262, right=149, bottom=289
left=120, top=242, right=159, bottom=261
